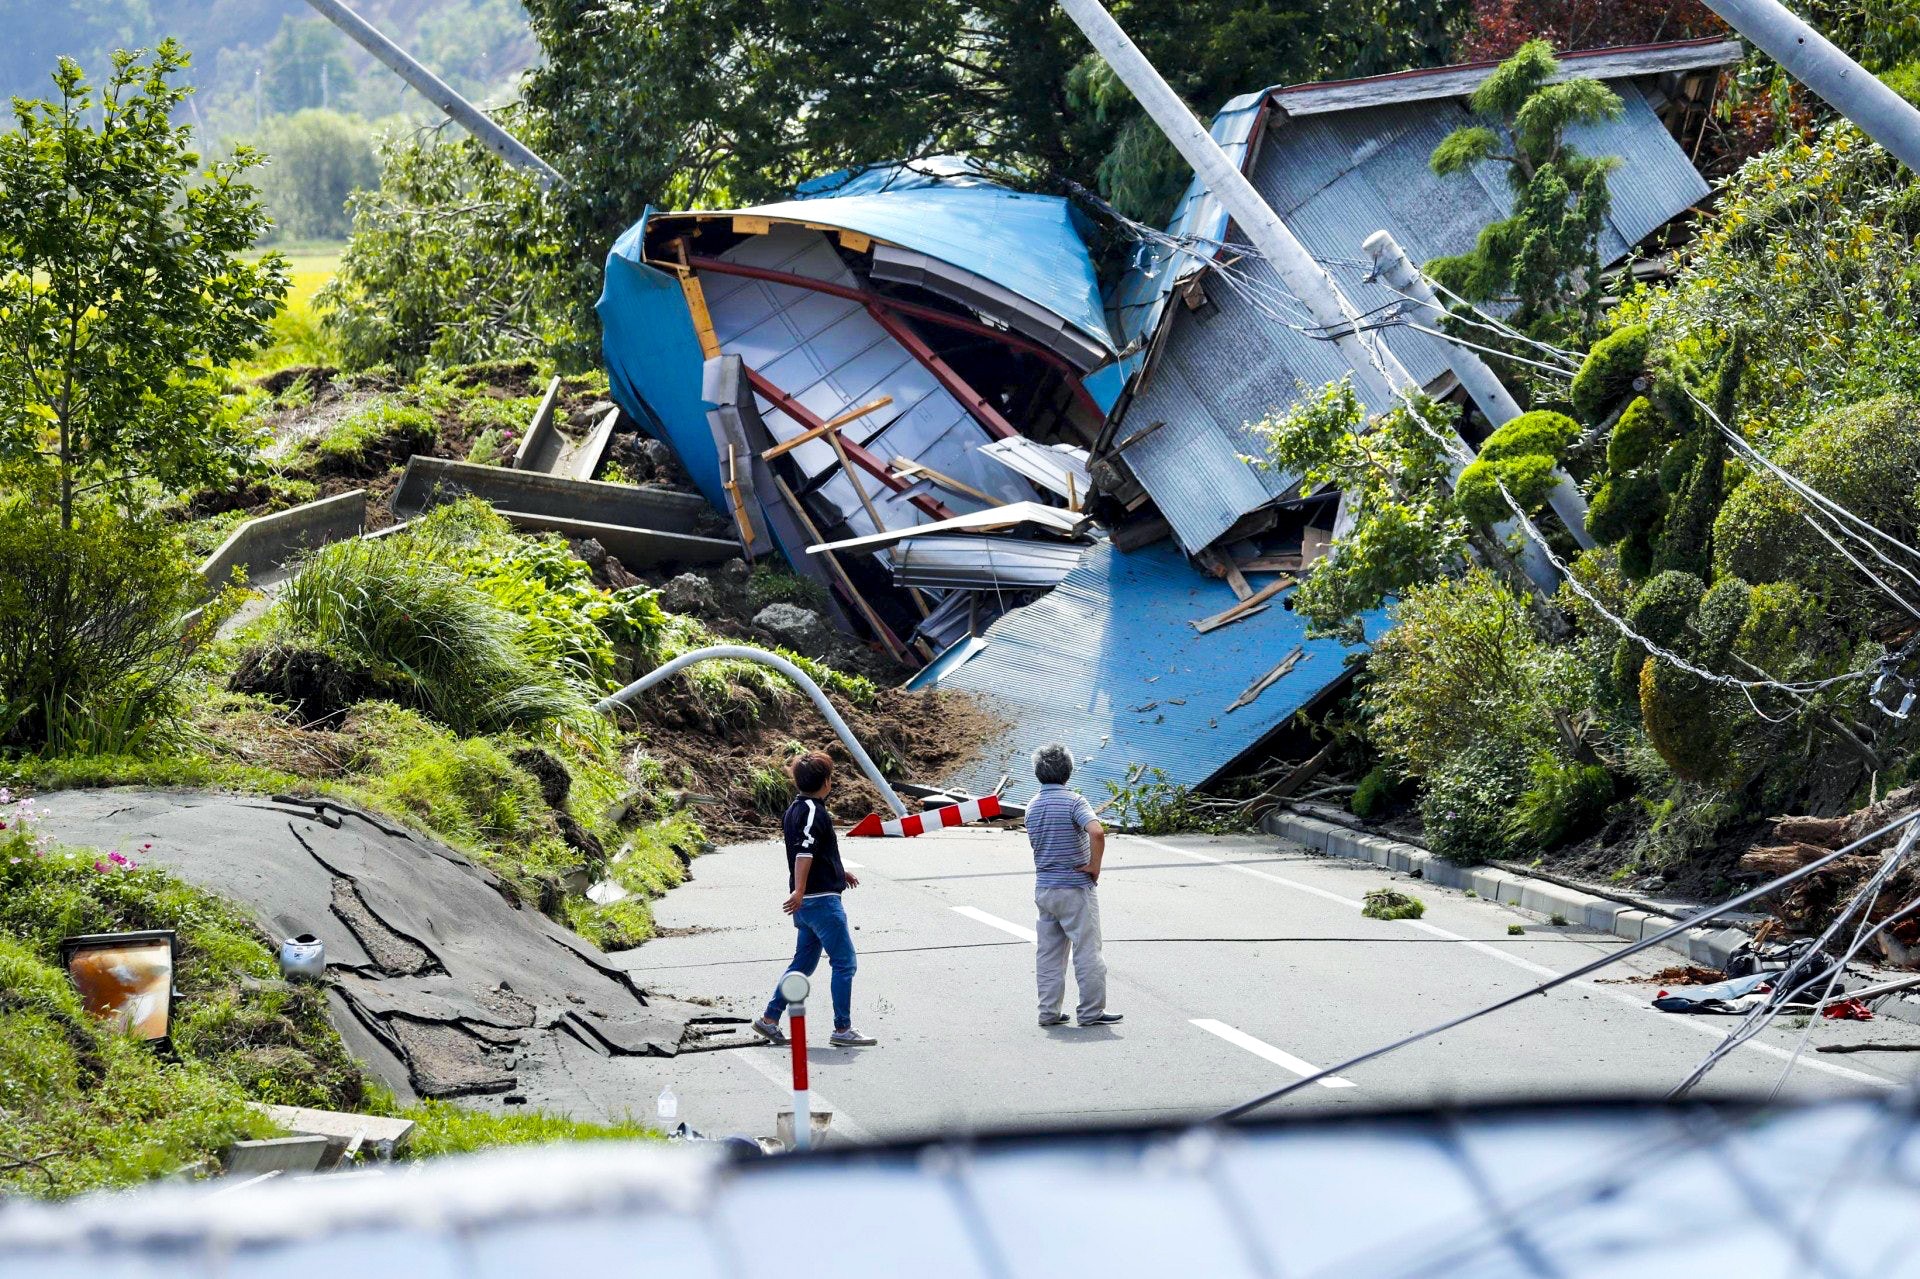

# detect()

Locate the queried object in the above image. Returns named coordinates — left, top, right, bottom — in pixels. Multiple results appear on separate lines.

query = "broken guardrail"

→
left=594, top=645, right=907, bottom=817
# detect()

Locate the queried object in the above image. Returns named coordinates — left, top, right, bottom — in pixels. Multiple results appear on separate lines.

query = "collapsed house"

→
left=598, top=38, right=1740, bottom=801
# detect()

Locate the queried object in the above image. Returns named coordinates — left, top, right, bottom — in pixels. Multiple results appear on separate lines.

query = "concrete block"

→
left=1424, top=860, right=1469, bottom=890
left=1612, top=910, right=1652, bottom=943
left=199, top=489, right=367, bottom=591
left=225, top=1135, right=329, bottom=1176
left=1582, top=900, right=1625, bottom=932
left=1469, top=869, right=1524, bottom=905
left=1518, top=883, right=1565, bottom=917
left=496, top=508, right=738, bottom=567
left=254, top=1103, right=414, bottom=1164
left=391, top=455, right=710, bottom=532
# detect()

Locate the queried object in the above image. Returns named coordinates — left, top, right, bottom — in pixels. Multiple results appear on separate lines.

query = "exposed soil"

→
left=1598, top=965, right=1727, bottom=986
left=626, top=683, right=1006, bottom=843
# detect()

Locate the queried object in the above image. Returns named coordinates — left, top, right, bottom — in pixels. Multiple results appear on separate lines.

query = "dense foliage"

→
left=0, top=42, right=286, bottom=526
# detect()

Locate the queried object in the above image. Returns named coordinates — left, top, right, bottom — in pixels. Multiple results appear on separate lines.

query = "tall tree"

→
left=0, top=41, right=286, bottom=526
left=1427, top=40, right=1622, bottom=339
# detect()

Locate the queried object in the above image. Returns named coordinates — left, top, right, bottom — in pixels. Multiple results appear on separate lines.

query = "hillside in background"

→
left=2, top=0, right=535, bottom=133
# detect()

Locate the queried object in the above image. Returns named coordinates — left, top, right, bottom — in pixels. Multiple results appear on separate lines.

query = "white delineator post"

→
left=778, top=970, right=813, bottom=1151
left=301, top=0, right=563, bottom=188
left=1363, top=230, right=1595, bottom=549
left=1698, top=0, right=1920, bottom=174
left=1053, top=0, right=1557, bottom=589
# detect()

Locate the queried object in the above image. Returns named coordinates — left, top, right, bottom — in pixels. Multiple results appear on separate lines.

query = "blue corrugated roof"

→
left=923, top=540, right=1379, bottom=806
left=724, top=156, right=1115, bottom=356
left=1111, top=79, right=1708, bottom=554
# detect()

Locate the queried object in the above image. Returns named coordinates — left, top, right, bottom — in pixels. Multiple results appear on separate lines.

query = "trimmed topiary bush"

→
left=1571, top=324, right=1650, bottom=422
left=1606, top=396, right=1666, bottom=473
left=1586, top=470, right=1665, bottom=546
left=1455, top=410, right=1581, bottom=527
left=1625, top=570, right=1705, bottom=648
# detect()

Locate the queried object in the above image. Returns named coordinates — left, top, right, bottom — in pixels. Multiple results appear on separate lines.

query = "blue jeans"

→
left=764, top=894, right=857, bottom=1031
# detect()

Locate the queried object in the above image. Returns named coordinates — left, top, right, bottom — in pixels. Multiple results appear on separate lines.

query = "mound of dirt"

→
left=626, top=683, right=1005, bottom=843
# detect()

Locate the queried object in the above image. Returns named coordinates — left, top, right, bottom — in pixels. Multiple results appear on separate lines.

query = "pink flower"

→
left=93, top=860, right=108, bottom=872
left=108, top=851, right=129, bottom=866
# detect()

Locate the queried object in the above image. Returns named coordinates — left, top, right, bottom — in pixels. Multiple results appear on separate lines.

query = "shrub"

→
left=1361, top=887, right=1426, bottom=920
left=1585, top=470, right=1665, bottom=548
left=1624, top=571, right=1705, bottom=648
left=1571, top=324, right=1650, bottom=422
left=1456, top=452, right=1558, bottom=527
left=1606, top=397, right=1666, bottom=473
left=1639, top=657, right=1737, bottom=784
left=1420, top=740, right=1530, bottom=864
left=1714, top=394, right=1920, bottom=636
left=1504, top=752, right=1614, bottom=850
left=0, top=503, right=208, bottom=755
left=275, top=534, right=588, bottom=736
left=1350, top=766, right=1406, bottom=818
left=1365, top=569, right=1555, bottom=779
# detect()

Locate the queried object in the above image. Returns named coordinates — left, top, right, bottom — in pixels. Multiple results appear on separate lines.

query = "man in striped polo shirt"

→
left=1027, top=744, right=1122, bottom=1028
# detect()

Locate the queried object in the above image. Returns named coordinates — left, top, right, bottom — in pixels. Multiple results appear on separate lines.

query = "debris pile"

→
left=596, top=41, right=1738, bottom=803
left=1740, top=787, right=1920, bottom=967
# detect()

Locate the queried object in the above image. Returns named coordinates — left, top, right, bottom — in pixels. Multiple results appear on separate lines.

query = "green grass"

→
left=239, top=245, right=343, bottom=377
left=398, top=1098, right=657, bottom=1157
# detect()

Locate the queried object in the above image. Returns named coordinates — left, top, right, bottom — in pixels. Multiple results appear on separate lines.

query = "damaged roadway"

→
left=27, top=789, right=754, bottom=1114
left=594, top=825, right=1920, bottom=1142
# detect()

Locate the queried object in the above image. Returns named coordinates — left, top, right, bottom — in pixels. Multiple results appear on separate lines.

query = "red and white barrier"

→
left=846, top=794, right=1002, bottom=838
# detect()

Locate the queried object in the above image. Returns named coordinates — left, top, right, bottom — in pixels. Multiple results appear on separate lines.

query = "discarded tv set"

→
left=59, top=930, right=178, bottom=1043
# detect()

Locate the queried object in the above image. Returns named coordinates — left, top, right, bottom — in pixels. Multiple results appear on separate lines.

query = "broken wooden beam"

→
left=760, top=396, right=894, bottom=461
left=890, top=456, right=997, bottom=506
left=1191, top=576, right=1295, bottom=634
left=772, top=475, right=911, bottom=666
left=1226, top=645, right=1306, bottom=713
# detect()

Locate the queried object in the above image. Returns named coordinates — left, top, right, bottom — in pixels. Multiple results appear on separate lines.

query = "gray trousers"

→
left=1035, top=885, right=1107, bottom=1022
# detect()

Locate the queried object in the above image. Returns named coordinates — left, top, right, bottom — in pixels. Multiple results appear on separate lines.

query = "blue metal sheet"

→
left=925, top=540, right=1379, bottom=805
left=724, top=156, right=1114, bottom=357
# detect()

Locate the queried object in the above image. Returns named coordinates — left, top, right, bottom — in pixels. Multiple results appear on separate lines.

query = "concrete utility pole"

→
left=1700, top=0, right=1920, bottom=173
left=1364, top=231, right=1595, bottom=549
left=1053, top=0, right=1558, bottom=588
left=301, top=0, right=562, bottom=188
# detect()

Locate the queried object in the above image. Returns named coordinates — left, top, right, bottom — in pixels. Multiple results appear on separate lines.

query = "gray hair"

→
left=1032, top=743, right=1074, bottom=785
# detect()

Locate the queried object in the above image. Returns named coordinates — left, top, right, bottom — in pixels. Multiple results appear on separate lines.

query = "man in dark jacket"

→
left=751, top=750, right=877, bottom=1047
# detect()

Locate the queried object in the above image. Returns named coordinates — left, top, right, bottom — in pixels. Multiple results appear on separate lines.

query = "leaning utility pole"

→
left=1699, top=0, right=1920, bottom=173
left=1364, top=230, right=1594, bottom=550
left=301, top=0, right=562, bottom=188
left=1053, top=0, right=1558, bottom=588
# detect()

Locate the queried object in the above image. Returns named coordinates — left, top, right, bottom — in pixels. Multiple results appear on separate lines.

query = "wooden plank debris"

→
left=722, top=444, right=758, bottom=555
left=890, top=456, right=997, bottom=506
left=760, top=396, right=893, bottom=461
left=1226, top=645, right=1306, bottom=713
left=1300, top=526, right=1334, bottom=567
left=1236, top=553, right=1303, bottom=573
left=1190, top=576, right=1295, bottom=634
left=773, top=475, right=911, bottom=665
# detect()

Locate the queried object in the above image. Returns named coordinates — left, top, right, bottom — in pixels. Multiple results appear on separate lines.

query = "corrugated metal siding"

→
left=1114, top=80, right=1705, bottom=554
left=927, top=540, right=1376, bottom=804
left=703, top=226, right=1032, bottom=533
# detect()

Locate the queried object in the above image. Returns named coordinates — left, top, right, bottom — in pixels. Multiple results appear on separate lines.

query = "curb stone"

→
left=1262, top=810, right=1920, bottom=1027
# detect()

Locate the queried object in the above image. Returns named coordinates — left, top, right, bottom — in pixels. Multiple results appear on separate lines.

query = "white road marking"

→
left=953, top=905, right=1037, bottom=942
left=1126, top=836, right=1895, bottom=1089
left=1126, top=835, right=1362, bottom=909
left=1192, top=1019, right=1357, bottom=1089
left=734, top=1040, right=873, bottom=1142
left=841, top=859, right=865, bottom=868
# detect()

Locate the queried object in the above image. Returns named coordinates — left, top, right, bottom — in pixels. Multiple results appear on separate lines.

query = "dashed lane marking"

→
left=952, top=905, right=1037, bottom=943
left=1191, top=1019, right=1357, bottom=1089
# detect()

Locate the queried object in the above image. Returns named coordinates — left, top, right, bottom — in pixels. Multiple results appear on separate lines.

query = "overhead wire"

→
left=1211, top=807, right=1920, bottom=1120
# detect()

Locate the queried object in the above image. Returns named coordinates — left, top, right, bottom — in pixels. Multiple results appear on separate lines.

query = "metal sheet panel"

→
left=889, top=537, right=1090, bottom=591
left=926, top=540, right=1378, bottom=803
left=1113, top=82, right=1710, bottom=553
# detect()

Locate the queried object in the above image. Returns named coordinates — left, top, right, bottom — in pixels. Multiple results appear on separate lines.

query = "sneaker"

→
left=1077, top=1012, right=1124, bottom=1027
left=1038, top=1013, right=1071, bottom=1027
left=829, top=1028, right=878, bottom=1047
left=751, top=1016, right=786, bottom=1044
